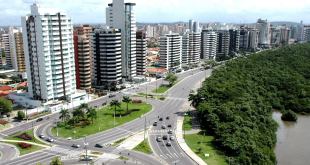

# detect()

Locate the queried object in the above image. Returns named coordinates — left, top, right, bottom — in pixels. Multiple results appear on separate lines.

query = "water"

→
left=273, top=110, right=310, bottom=165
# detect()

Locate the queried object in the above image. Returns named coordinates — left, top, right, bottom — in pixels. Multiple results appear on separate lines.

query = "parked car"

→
left=81, top=156, right=93, bottom=161
left=159, top=117, right=163, bottom=121
left=166, top=141, right=171, bottom=146
left=157, top=137, right=162, bottom=142
left=162, top=125, right=166, bottom=129
left=36, top=118, right=43, bottom=122
left=95, top=143, right=103, bottom=148
left=168, top=130, right=173, bottom=134
left=39, top=134, right=44, bottom=138
left=46, top=137, right=54, bottom=142
left=163, top=135, right=168, bottom=140
left=153, top=121, right=158, bottom=126
left=109, top=94, right=115, bottom=98
left=166, top=116, right=170, bottom=120
left=168, top=124, right=172, bottom=127
left=72, top=143, right=80, bottom=148
left=170, top=136, right=175, bottom=141
left=102, top=102, right=107, bottom=106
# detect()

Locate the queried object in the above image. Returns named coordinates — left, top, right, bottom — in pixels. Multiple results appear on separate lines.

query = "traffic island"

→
left=51, top=102, right=152, bottom=139
left=133, top=138, right=152, bottom=154
left=131, top=93, right=168, bottom=101
left=151, top=79, right=182, bottom=93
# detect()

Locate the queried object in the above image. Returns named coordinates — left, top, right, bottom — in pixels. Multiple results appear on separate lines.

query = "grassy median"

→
left=151, top=80, right=181, bottom=93
left=131, top=93, right=168, bottom=101
left=185, top=130, right=227, bottom=165
left=4, top=129, right=48, bottom=146
left=4, top=142, right=46, bottom=156
left=133, top=138, right=152, bottom=154
left=51, top=102, right=152, bottom=139
left=183, top=114, right=192, bottom=131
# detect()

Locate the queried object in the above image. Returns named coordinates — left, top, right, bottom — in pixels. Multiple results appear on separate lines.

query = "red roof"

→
left=147, top=68, right=168, bottom=73
left=18, top=81, right=27, bottom=87
left=3, top=91, right=14, bottom=94
left=0, top=93, right=7, bottom=97
left=0, top=86, right=11, bottom=91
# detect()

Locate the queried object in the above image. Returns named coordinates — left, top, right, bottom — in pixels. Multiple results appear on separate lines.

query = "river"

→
left=273, top=111, right=310, bottom=165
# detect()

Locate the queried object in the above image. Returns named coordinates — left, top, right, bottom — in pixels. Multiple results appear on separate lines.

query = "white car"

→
left=46, top=137, right=54, bottom=142
left=170, top=136, right=175, bottom=141
left=39, top=134, right=44, bottom=138
left=81, top=156, right=93, bottom=161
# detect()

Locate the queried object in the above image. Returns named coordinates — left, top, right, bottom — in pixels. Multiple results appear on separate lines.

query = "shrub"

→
left=132, top=99, right=142, bottom=103
left=160, top=97, right=165, bottom=100
left=17, top=111, right=25, bottom=120
left=281, top=110, right=298, bottom=121
left=15, top=133, right=33, bottom=140
left=18, top=142, right=32, bottom=149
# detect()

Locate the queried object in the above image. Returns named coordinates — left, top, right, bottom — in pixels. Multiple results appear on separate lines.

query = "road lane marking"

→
left=180, top=152, right=185, bottom=157
left=166, top=154, right=172, bottom=158
left=174, top=153, right=179, bottom=158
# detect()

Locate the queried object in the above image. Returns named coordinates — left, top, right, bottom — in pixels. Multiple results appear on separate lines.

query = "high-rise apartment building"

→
left=229, top=29, right=240, bottom=52
left=182, top=32, right=200, bottom=65
left=136, top=31, right=147, bottom=75
left=201, top=29, right=217, bottom=60
left=302, top=26, right=310, bottom=42
left=290, top=26, right=298, bottom=40
left=3, top=34, right=13, bottom=68
left=239, top=27, right=258, bottom=49
left=106, top=0, right=137, bottom=81
left=159, top=32, right=182, bottom=71
left=193, top=22, right=199, bottom=33
left=279, top=27, right=291, bottom=44
left=73, top=24, right=92, bottom=90
left=90, top=29, right=122, bottom=86
left=189, top=19, right=194, bottom=32
left=146, top=25, right=154, bottom=38
left=21, top=3, right=76, bottom=101
left=215, top=30, right=230, bottom=57
left=256, top=18, right=271, bottom=49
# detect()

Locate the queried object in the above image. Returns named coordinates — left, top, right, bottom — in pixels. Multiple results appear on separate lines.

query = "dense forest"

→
left=189, top=43, right=310, bottom=164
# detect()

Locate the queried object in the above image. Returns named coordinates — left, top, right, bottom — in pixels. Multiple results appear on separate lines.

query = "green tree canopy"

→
left=164, top=73, right=178, bottom=85
left=71, top=108, right=85, bottom=119
left=122, top=96, right=132, bottom=113
left=0, top=97, right=13, bottom=114
left=281, top=110, right=298, bottom=121
left=86, top=107, right=97, bottom=124
left=50, top=157, right=64, bottom=165
left=17, top=111, right=25, bottom=120
left=110, top=100, right=121, bottom=115
left=59, top=109, right=70, bottom=126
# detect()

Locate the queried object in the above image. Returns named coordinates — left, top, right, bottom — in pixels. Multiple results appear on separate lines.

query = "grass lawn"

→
left=112, top=136, right=131, bottom=147
left=4, top=129, right=49, bottom=146
left=183, top=113, right=192, bottom=131
left=118, top=156, right=130, bottom=160
left=131, top=93, right=168, bottom=101
left=51, top=102, right=152, bottom=139
left=151, top=80, right=181, bottom=93
left=4, top=142, right=46, bottom=156
left=133, top=138, right=152, bottom=154
left=185, top=130, right=227, bottom=165
left=90, top=151, right=103, bottom=155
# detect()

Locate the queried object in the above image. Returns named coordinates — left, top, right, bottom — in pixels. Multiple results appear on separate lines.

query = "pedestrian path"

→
left=148, top=129, right=173, bottom=134
left=116, top=131, right=145, bottom=150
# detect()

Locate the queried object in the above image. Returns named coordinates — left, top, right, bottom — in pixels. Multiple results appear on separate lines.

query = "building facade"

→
left=201, top=29, right=217, bottom=60
left=90, top=28, right=122, bottom=87
left=159, top=32, right=182, bottom=71
left=3, top=34, right=13, bottom=68
left=256, top=19, right=271, bottom=49
left=136, top=31, right=147, bottom=75
left=106, top=0, right=137, bottom=81
left=215, top=30, right=230, bottom=57
left=21, top=3, right=76, bottom=101
left=302, top=26, right=310, bottom=42
left=229, top=29, right=240, bottom=52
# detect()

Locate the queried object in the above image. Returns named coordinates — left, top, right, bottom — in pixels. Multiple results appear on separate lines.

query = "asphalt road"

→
left=0, top=143, right=18, bottom=163
left=0, top=68, right=209, bottom=165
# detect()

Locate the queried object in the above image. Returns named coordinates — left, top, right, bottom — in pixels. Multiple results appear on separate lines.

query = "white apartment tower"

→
left=182, top=32, right=200, bottom=65
left=3, top=34, right=13, bottom=68
left=189, top=19, right=194, bottom=32
left=106, top=0, right=137, bottom=81
left=201, top=30, right=217, bottom=60
left=159, top=32, right=182, bottom=71
left=90, top=29, right=122, bottom=86
left=256, top=19, right=271, bottom=48
left=21, top=3, right=76, bottom=101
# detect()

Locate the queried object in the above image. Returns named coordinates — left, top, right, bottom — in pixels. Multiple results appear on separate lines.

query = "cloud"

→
left=0, top=0, right=309, bottom=26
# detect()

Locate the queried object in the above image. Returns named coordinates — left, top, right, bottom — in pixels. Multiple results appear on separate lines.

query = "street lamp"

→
left=83, top=134, right=88, bottom=164
left=55, top=119, right=58, bottom=137
left=146, top=84, right=147, bottom=100
left=97, top=104, right=100, bottom=130
left=32, top=121, right=35, bottom=144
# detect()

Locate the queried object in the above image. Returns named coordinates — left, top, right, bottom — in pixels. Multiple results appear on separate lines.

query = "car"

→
left=72, top=143, right=80, bottom=148
left=153, top=121, right=158, bottom=126
left=168, top=130, right=173, bottom=134
left=102, top=102, right=107, bottom=106
left=109, top=94, right=114, bottom=98
left=163, top=135, right=168, bottom=140
left=46, top=137, right=54, bottom=142
left=157, top=137, right=162, bottom=142
left=159, top=117, right=163, bottom=121
left=162, top=125, right=166, bottom=129
left=166, top=116, right=170, bottom=120
left=36, top=118, right=43, bottom=122
left=168, top=124, right=172, bottom=127
left=170, top=136, right=175, bottom=141
left=81, top=156, right=93, bottom=161
left=39, top=134, right=44, bottom=138
left=166, top=141, right=171, bottom=146
left=95, top=143, right=103, bottom=148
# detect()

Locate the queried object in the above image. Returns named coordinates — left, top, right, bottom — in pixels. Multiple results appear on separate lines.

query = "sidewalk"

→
left=0, top=139, right=50, bottom=148
left=116, top=131, right=146, bottom=150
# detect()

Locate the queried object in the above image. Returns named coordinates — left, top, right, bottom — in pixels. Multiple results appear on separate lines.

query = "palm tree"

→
left=71, top=108, right=85, bottom=120
left=78, top=103, right=89, bottom=113
left=59, top=109, right=70, bottom=126
left=109, top=100, right=121, bottom=116
left=122, top=96, right=132, bottom=113
left=50, top=157, right=64, bottom=165
left=87, top=108, right=97, bottom=124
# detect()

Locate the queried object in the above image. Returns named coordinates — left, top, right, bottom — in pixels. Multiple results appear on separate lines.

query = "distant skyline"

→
left=1, top=0, right=309, bottom=26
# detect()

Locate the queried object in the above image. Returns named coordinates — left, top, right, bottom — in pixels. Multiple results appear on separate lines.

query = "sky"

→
left=1, top=0, right=310, bottom=26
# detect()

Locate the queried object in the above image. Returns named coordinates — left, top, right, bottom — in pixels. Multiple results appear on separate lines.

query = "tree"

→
left=281, top=39, right=287, bottom=45
left=87, top=108, right=97, bottom=124
left=10, top=76, right=21, bottom=82
left=17, top=86, right=28, bottom=92
left=59, top=109, right=70, bottom=126
left=110, top=100, right=121, bottom=116
left=78, top=103, right=89, bottom=113
left=0, top=97, right=13, bottom=114
left=71, top=108, right=85, bottom=120
left=229, top=52, right=236, bottom=58
left=164, top=73, right=178, bottom=86
left=122, top=96, right=132, bottom=113
left=281, top=110, right=298, bottom=121
left=0, top=74, right=7, bottom=79
left=50, top=157, right=64, bottom=165
left=17, top=111, right=25, bottom=120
